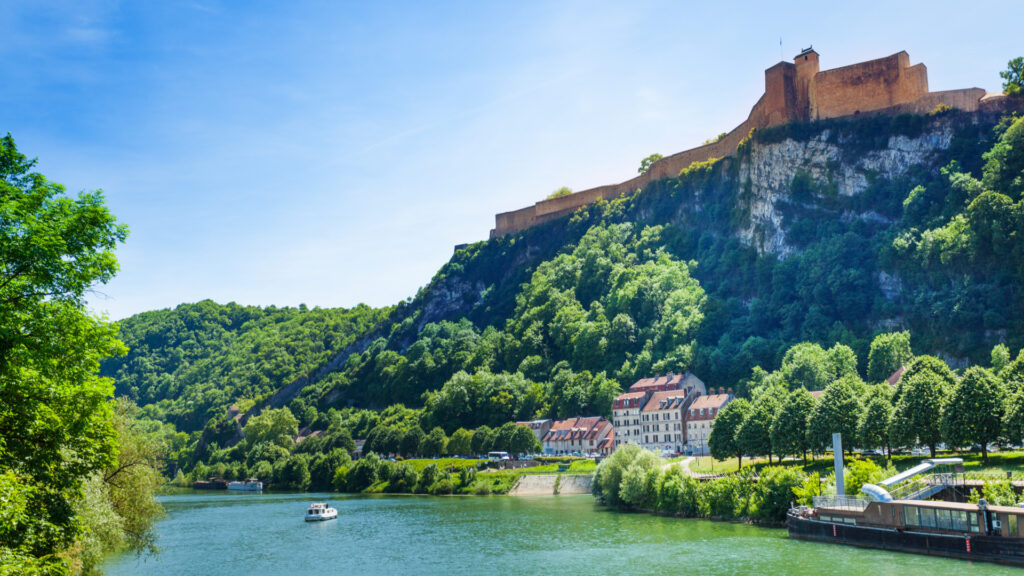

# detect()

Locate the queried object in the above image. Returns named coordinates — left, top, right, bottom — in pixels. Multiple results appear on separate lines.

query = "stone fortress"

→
left=490, top=48, right=1005, bottom=238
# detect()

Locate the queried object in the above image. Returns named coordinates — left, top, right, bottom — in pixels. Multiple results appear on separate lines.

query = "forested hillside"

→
left=107, top=107, right=1024, bottom=479
left=101, top=301, right=390, bottom=432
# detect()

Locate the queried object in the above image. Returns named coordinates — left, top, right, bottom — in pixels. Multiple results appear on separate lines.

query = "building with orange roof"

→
left=614, top=372, right=707, bottom=450
left=685, top=391, right=734, bottom=455
left=638, top=388, right=700, bottom=454
left=541, top=416, right=613, bottom=456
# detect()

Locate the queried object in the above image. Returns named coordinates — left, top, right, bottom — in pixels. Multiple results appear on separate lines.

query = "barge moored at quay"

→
left=789, top=497, right=1024, bottom=566
left=788, top=443, right=1024, bottom=567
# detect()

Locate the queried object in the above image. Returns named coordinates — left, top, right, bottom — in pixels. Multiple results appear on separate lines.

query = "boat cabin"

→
left=814, top=498, right=1024, bottom=538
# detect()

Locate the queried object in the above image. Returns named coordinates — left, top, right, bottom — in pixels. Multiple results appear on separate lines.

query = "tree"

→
left=893, top=360, right=954, bottom=457
left=736, top=393, right=780, bottom=462
left=470, top=425, right=493, bottom=455
left=779, top=343, right=835, bottom=391
left=446, top=428, right=473, bottom=456
left=1004, top=390, right=1024, bottom=447
left=243, top=407, right=299, bottom=450
left=0, top=134, right=128, bottom=573
left=770, top=388, right=816, bottom=462
left=546, top=186, right=573, bottom=199
left=859, top=393, right=894, bottom=458
left=418, top=427, right=448, bottom=457
left=991, top=344, right=1012, bottom=374
left=1001, top=56, right=1023, bottom=96
left=708, top=399, right=750, bottom=468
left=400, top=426, right=425, bottom=457
left=280, top=454, right=311, bottom=491
left=942, top=367, right=1005, bottom=463
left=806, top=377, right=863, bottom=455
left=492, top=422, right=518, bottom=453
left=510, top=425, right=540, bottom=456
left=346, top=453, right=382, bottom=492
left=867, top=331, right=913, bottom=383
left=637, top=153, right=663, bottom=175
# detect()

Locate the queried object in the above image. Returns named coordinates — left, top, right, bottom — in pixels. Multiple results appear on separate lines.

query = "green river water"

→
left=103, top=491, right=1020, bottom=575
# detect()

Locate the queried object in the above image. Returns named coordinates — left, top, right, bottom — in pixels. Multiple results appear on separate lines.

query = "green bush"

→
left=429, top=478, right=454, bottom=495
left=756, top=467, right=805, bottom=521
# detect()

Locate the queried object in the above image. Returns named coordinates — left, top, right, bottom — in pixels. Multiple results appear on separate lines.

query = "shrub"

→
left=386, top=462, right=417, bottom=493
left=415, top=463, right=438, bottom=494
left=429, top=478, right=454, bottom=495
left=756, top=467, right=805, bottom=521
left=472, top=481, right=492, bottom=496
left=656, top=467, right=684, bottom=513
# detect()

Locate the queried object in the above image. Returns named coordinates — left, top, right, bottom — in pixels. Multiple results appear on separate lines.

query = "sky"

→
left=1, top=0, right=1022, bottom=319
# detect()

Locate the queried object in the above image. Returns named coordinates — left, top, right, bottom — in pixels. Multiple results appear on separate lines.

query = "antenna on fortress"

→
left=779, top=37, right=783, bottom=61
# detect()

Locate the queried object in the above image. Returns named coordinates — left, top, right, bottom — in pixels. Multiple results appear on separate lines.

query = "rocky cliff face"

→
left=735, top=121, right=955, bottom=256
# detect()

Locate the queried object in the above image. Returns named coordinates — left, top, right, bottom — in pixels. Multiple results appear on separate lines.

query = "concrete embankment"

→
left=508, top=474, right=593, bottom=496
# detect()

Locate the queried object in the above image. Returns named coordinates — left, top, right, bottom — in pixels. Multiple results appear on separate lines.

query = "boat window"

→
left=1010, top=514, right=1019, bottom=537
left=919, top=507, right=936, bottom=529
left=969, top=512, right=980, bottom=533
left=904, top=506, right=918, bottom=526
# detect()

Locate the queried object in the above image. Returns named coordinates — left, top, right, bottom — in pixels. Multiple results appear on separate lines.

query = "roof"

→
left=642, top=390, right=691, bottom=412
left=688, top=394, right=731, bottom=411
left=629, top=372, right=688, bottom=391
left=892, top=499, right=1024, bottom=514
left=886, top=366, right=906, bottom=387
left=614, top=391, right=648, bottom=401
left=542, top=417, right=611, bottom=442
left=516, top=419, right=552, bottom=429
left=796, top=46, right=817, bottom=57
left=809, top=390, right=824, bottom=399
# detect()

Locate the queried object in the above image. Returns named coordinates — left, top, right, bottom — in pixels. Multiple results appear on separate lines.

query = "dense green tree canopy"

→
left=708, top=399, right=749, bottom=467
left=942, top=367, right=1004, bottom=462
left=770, top=388, right=815, bottom=461
left=867, top=331, right=913, bottom=383
left=0, top=135, right=133, bottom=574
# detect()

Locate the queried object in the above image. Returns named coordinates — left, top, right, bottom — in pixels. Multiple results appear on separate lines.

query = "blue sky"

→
left=2, top=1, right=1021, bottom=319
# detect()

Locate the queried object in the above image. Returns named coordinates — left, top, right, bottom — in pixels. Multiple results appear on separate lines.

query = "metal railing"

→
left=813, top=495, right=870, bottom=511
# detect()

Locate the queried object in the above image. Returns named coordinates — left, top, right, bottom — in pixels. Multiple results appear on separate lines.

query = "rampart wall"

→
left=490, top=50, right=995, bottom=238
left=812, top=52, right=928, bottom=119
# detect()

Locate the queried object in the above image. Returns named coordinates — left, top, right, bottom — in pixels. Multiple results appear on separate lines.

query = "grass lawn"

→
left=398, top=458, right=482, bottom=473
left=686, top=450, right=1024, bottom=479
left=515, top=460, right=597, bottom=475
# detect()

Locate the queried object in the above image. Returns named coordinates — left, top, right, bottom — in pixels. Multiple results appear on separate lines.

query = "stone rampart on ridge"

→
left=490, top=49, right=999, bottom=238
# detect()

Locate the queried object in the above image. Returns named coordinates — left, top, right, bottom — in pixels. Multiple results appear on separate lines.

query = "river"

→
left=103, top=491, right=1019, bottom=575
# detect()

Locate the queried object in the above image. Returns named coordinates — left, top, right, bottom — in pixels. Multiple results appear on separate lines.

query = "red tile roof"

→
left=886, top=365, right=907, bottom=387
left=809, top=390, right=824, bottom=399
left=629, top=373, right=688, bottom=392
left=541, top=417, right=611, bottom=442
left=688, top=394, right=731, bottom=411
left=642, top=390, right=691, bottom=412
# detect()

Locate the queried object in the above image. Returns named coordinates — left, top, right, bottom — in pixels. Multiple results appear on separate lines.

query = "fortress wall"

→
left=489, top=51, right=992, bottom=239
left=491, top=117, right=755, bottom=237
left=812, top=52, right=929, bottom=120
left=893, top=88, right=987, bottom=114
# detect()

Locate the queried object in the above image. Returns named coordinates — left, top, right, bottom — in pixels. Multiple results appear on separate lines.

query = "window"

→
left=1009, top=514, right=1020, bottom=537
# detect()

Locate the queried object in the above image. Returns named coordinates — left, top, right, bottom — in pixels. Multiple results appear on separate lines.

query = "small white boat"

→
left=227, top=478, right=263, bottom=492
left=305, top=502, right=338, bottom=522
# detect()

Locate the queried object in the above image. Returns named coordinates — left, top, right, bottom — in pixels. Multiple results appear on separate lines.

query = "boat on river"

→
left=227, top=478, right=263, bottom=492
left=788, top=497, right=1024, bottom=567
left=305, top=502, right=338, bottom=522
left=788, top=450, right=1024, bottom=566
